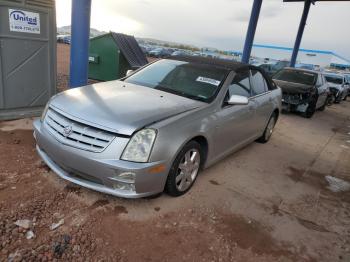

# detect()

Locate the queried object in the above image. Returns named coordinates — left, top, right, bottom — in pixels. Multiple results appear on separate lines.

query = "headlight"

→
left=40, top=102, right=50, bottom=122
left=121, top=129, right=157, bottom=163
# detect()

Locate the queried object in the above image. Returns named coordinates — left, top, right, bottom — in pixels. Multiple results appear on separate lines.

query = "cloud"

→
left=137, top=0, right=151, bottom=5
left=56, top=0, right=350, bottom=58
left=229, top=12, right=250, bottom=22
left=261, top=6, right=280, bottom=18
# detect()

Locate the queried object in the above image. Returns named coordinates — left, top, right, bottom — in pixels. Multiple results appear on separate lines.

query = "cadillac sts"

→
left=34, top=57, right=281, bottom=198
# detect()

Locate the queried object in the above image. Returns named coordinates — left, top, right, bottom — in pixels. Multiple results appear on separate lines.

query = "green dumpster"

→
left=88, top=32, right=148, bottom=81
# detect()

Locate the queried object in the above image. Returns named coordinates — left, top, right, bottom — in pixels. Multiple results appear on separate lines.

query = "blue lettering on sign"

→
left=10, top=10, right=37, bottom=25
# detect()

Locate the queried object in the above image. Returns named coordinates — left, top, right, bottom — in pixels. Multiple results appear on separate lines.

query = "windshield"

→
left=325, top=75, right=343, bottom=85
left=124, top=59, right=228, bottom=102
left=273, top=69, right=317, bottom=85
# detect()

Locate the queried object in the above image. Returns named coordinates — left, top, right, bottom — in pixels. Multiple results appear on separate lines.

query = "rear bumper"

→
left=282, top=100, right=308, bottom=112
left=281, top=93, right=312, bottom=113
left=33, top=119, right=169, bottom=198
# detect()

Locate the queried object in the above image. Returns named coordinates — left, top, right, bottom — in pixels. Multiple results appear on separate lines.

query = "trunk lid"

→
left=273, top=79, right=315, bottom=94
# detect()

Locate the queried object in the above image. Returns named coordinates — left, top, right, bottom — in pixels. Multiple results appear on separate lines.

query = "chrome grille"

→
left=44, top=108, right=115, bottom=152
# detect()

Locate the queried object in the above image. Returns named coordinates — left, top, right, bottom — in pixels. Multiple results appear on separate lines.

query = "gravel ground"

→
left=0, top=44, right=349, bottom=261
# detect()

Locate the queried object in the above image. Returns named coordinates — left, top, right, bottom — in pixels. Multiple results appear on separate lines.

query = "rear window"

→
left=273, top=69, right=317, bottom=85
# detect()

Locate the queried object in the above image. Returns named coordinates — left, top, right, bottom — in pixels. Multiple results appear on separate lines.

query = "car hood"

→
left=273, top=79, right=314, bottom=94
left=50, top=80, right=205, bottom=136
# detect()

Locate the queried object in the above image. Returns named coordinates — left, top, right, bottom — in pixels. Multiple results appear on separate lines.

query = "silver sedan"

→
left=34, top=57, right=281, bottom=198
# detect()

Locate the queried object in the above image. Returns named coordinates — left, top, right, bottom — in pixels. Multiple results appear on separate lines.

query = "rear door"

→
left=249, top=69, right=273, bottom=134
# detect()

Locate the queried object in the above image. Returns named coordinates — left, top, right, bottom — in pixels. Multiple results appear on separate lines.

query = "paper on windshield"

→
left=196, top=76, right=221, bottom=86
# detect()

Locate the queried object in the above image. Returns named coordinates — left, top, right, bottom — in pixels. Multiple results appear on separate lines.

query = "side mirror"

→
left=227, top=95, right=249, bottom=105
left=126, top=69, right=134, bottom=76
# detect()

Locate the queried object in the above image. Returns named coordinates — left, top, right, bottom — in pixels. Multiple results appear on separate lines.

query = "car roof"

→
left=282, top=67, right=319, bottom=75
left=168, top=56, right=251, bottom=71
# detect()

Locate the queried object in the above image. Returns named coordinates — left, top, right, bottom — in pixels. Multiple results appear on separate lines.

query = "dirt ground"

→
left=1, top=100, right=350, bottom=262
left=56, top=44, right=70, bottom=92
left=0, top=44, right=350, bottom=261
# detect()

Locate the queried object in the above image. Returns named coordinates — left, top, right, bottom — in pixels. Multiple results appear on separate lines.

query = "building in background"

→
left=252, top=44, right=350, bottom=69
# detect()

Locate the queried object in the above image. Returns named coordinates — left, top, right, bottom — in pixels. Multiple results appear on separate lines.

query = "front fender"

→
left=148, top=106, right=216, bottom=167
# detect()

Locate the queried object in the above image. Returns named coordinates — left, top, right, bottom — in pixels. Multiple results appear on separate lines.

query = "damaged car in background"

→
left=272, top=68, right=329, bottom=118
left=324, top=73, right=349, bottom=103
left=33, top=56, right=281, bottom=198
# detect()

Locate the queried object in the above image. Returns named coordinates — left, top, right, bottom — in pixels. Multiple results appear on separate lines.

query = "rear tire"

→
left=165, top=141, right=202, bottom=197
left=257, top=113, right=277, bottom=143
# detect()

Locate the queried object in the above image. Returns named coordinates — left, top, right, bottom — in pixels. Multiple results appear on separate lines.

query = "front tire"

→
left=165, top=141, right=202, bottom=197
left=334, top=93, right=342, bottom=103
left=327, top=95, right=335, bottom=106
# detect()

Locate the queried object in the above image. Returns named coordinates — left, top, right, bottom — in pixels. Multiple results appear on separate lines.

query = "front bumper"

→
left=33, top=119, right=169, bottom=198
left=329, top=88, right=343, bottom=102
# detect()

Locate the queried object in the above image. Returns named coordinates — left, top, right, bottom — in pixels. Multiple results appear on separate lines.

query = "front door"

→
left=212, top=69, right=257, bottom=158
left=250, top=69, right=274, bottom=134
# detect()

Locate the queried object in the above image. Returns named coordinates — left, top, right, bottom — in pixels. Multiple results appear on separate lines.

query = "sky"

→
left=56, top=0, right=350, bottom=58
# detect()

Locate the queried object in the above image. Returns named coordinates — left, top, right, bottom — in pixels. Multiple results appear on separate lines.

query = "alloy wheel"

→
left=265, top=117, right=275, bottom=141
left=176, top=149, right=200, bottom=192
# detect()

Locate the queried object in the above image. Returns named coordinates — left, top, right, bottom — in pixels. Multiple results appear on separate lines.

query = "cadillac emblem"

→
left=63, top=125, right=73, bottom=137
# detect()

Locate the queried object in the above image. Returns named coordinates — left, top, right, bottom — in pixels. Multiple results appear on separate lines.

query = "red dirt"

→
left=0, top=128, right=314, bottom=261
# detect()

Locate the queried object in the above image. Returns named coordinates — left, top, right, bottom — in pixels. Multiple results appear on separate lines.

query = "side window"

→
left=250, top=70, right=268, bottom=96
left=227, top=70, right=251, bottom=98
